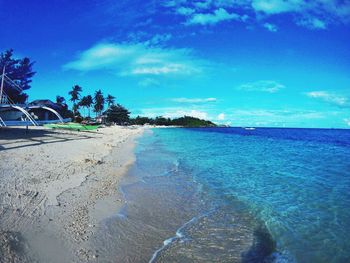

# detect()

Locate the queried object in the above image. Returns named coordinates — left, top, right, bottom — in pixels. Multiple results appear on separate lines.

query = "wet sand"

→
left=0, top=126, right=144, bottom=262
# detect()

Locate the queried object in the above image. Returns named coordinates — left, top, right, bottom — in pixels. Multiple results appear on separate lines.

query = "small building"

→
left=28, top=99, right=64, bottom=121
left=95, top=114, right=108, bottom=124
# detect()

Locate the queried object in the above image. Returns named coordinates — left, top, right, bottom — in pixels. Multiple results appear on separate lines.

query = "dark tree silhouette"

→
left=55, top=95, right=73, bottom=119
left=85, top=95, right=93, bottom=117
left=93, top=89, right=104, bottom=116
left=56, top=95, right=66, bottom=105
left=0, top=49, right=36, bottom=103
left=105, top=104, right=130, bottom=124
left=79, top=96, right=88, bottom=117
left=130, top=115, right=216, bottom=127
left=79, top=95, right=94, bottom=117
left=133, top=116, right=154, bottom=125
left=68, top=85, right=82, bottom=118
left=106, top=94, right=116, bottom=107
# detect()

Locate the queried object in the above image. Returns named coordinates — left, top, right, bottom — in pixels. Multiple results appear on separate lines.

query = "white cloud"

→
left=306, top=91, right=349, bottom=107
left=64, top=42, right=205, bottom=76
left=169, top=0, right=350, bottom=29
left=177, top=7, right=195, bottom=15
left=138, top=78, right=160, bottom=87
left=217, top=113, right=225, bottom=120
left=263, top=22, right=278, bottom=32
left=251, top=0, right=302, bottom=15
left=144, top=34, right=172, bottom=46
left=131, top=64, right=195, bottom=75
left=344, top=118, right=350, bottom=126
left=170, top=109, right=208, bottom=119
left=172, top=97, right=217, bottom=103
left=250, top=0, right=350, bottom=29
left=64, top=43, right=134, bottom=71
left=194, top=0, right=212, bottom=10
left=238, top=80, right=285, bottom=93
left=187, top=8, right=240, bottom=25
left=223, top=109, right=328, bottom=127
left=296, top=17, right=327, bottom=29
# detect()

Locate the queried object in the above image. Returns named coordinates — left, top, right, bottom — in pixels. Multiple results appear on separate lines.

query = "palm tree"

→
left=79, top=96, right=88, bottom=117
left=85, top=95, right=93, bottom=118
left=93, top=90, right=105, bottom=117
left=106, top=94, right=116, bottom=108
left=68, top=85, right=82, bottom=118
left=55, top=95, right=70, bottom=118
left=56, top=95, right=66, bottom=105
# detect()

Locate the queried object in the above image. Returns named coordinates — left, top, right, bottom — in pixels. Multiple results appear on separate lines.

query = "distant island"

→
left=131, top=116, right=217, bottom=127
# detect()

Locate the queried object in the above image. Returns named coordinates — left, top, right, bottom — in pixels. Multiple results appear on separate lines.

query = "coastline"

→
left=0, top=126, right=144, bottom=262
left=108, top=127, right=277, bottom=263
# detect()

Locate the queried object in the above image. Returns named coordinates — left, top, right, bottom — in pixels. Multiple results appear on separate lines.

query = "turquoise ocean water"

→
left=135, top=128, right=350, bottom=263
left=96, top=127, right=350, bottom=263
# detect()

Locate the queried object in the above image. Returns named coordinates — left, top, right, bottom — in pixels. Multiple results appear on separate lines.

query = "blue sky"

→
left=1, top=0, right=350, bottom=128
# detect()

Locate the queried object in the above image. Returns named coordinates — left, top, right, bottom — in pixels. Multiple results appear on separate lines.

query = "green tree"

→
left=55, top=95, right=73, bottom=119
left=105, top=104, right=130, bottom=124
left=132, top=116, right=154, bottom=125
left=85, top=95, right=93, bottom=117
left=171, top=116, right=216, bottom=127
left=93, top=89, right=104, bottom=116
left=106, top=94, right=116, bottom=107
left=154, top=116, right=171, bottom=126
left=79, top=96, right=89, bottom=117
left=79, top=95, right=94, bottom=118
left=68, top=85, right=82, bottom=118
left=56, top=95, right=65, bottom=105
left=0, top=49, right=36, bottom=103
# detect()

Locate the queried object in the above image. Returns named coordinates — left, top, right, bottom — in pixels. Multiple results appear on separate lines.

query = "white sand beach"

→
left=0, top=126, right=144, bottom=262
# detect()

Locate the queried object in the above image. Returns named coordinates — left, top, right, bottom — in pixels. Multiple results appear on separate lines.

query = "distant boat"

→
left=243, top=127, right=256, bottom=130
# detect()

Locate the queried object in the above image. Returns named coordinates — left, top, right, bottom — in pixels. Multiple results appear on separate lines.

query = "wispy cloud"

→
left=144, top=34, right=172, bottom=46
left=251, top=0, right=302, bottom=15
left=344, top=118, right=350, bottom=126
left=186, top=8, right=240, bottom=25
left=251, top=0, right=349, bottom=28
left=296, top=17, right=327, bottom=30
left=263, top=22, right=278, bottom=32
left=306, top=91, right=349, bottom=107
left=224, top=109, right=328, bottom=127
left=177, top=7, right=195, bottom=15
left=171, top=97, right=217, bottom=103
left=64, top=42, right=206, bottom=76
left=138, top=78, right=160, bottom=87
left=238, top=80, right=285, bottom=93
left=217, top=113, right=225, bottom=120
left=168, top=0, right=350, bottom=30
left=194, top=0, right=212, bottom=10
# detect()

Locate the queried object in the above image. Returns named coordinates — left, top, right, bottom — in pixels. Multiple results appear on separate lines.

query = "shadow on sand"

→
left=241, top=224, right=277, bottom=263
left=0, top=127, right=100, bottom=151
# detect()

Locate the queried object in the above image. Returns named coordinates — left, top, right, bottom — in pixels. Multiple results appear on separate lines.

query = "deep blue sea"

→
left=97, top=127, right=350, bottom=263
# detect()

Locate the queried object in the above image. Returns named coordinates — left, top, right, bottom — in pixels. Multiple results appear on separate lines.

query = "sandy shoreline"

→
left=0, top=126, right=144, bottom=262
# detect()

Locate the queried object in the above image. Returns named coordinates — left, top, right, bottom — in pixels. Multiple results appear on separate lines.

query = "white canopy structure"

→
left=0, top=66, right=69, bottom=127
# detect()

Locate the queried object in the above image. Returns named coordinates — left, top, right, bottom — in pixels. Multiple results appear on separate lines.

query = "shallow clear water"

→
left=95, top=127, right=350, bottom=263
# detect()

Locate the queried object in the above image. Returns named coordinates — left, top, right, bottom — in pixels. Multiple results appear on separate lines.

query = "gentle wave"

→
left=149, top=210, right=214, bottom=263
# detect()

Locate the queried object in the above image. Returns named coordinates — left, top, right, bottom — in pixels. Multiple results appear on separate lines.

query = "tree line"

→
left=1, top=49, right=216, bottom=127
left=56, top=85, right=131, bottom=125
left=58, top=86, right=216, bottom=127
left=132, top=116, right=216, bottom=127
